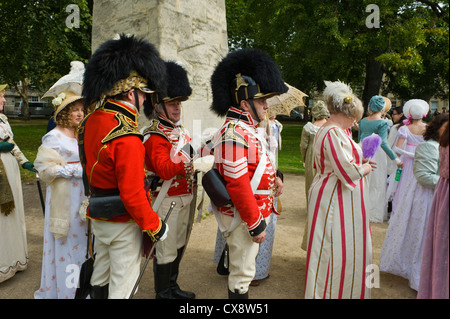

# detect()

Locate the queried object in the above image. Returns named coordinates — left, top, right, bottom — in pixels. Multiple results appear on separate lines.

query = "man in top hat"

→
left=141, top=61, right=196, bottom=299
left=209, top=48, right=288, bottom=298
left=78, top=34, right=168, bottom=299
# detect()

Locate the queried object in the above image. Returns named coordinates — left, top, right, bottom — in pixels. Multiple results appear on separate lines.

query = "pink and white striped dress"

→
left=305, top=125, right=373, bottom=299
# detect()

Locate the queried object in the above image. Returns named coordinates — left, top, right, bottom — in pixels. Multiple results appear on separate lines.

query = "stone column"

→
left=91, top=0, right=228, bottom=138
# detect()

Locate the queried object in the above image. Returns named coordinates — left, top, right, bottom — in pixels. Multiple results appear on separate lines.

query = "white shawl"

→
left=34, top=145, right=71, bottom=239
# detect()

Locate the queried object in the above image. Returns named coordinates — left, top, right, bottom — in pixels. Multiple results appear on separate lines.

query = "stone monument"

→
left=91, top=0, right=228, bottom=139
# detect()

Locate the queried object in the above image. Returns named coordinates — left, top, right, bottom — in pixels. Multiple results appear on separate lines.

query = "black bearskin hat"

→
left=163, top=61, right=192, bottom=102
left=210, top=48, right=288, bottom=116
left=143, top=61, right=192, bottom=118
left=82, top=34, right=167, bottom=108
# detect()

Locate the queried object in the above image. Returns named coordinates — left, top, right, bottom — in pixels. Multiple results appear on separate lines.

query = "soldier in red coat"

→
left=78, top=34, right=168, bottom=299
left=141, top=61, right=196, bottom=299
left=209, top=49, right=288, bottom=298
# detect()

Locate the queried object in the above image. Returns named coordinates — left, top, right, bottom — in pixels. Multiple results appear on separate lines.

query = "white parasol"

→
left=42, top=61, right=84, bottom=99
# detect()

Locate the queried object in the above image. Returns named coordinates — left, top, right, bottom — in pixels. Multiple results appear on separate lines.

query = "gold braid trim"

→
left=97, top=100, right=143, bottom=144
left=102, top=112, right=143, bottom=144
left=142, top=119, right=171, bottom=142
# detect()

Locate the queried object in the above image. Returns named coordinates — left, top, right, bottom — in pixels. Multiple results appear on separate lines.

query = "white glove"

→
left=159, top=224, right=169, bottom=242
left=56, top=163, right=83, bottom=178
left=394, top=146, right=415, bottom=159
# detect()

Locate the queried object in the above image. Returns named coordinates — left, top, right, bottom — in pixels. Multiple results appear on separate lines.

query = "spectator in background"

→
left=385, top=106, right=407, bottom=216
left=418, top=119, right=449, bottom=299
left=390, top=99, right=429, bottom=219
left=46, top=114, right=56, bottom=132
left=299, top=100, right=329, bottom=251
left=251, top=110, right=283, bottom=286
left=0, top=84, right=37, bottom=283
left=300, top=100, right=329, bottom=205
left=357, top=95, right=402, bottom=223
left=382, top=97, right=393, bottom=128
left=386, top=107, right=406, bottom=176
left=267, top=111, right=283, bottom=169
left=379, top=99, right=431, bottom=290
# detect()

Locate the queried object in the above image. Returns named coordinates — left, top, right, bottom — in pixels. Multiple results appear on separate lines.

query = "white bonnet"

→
left=402, top=99, right=429, bottom=120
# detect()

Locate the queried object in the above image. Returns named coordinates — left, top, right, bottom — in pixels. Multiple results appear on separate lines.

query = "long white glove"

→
left=394, top=146, right=415, bottom=159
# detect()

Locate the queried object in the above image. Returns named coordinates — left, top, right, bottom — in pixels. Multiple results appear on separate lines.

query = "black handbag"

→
left=201, top=169, right=232, bottom=207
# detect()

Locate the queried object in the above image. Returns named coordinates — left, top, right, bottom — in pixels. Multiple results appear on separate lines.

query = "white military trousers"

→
left=154, top=194, right=193, bottom=265
left=218, top=213, right=271, bottom=295
left=90, top=220, right=142, bottom=299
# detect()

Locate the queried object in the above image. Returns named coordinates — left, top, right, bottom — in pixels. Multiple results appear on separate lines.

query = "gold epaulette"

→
left=142, top=119, right=170, bottom=142
left=213, top=122, right=249, bottom=149
left=102, top=112, right=143, bottom=144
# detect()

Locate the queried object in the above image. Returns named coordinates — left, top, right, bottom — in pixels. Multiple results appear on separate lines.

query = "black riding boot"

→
left=90, top=284, right=109, bottom=299
left=169, top=247, right=195, bottom=299
left=153, top=258, right=173, bottom=299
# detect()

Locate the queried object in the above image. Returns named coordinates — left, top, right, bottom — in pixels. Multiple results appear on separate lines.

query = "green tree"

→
left=226, top=0, right=449, bottom=110
left=0, top=0, right=92, bottom=120
left=377, top=2, right=449, bottom=102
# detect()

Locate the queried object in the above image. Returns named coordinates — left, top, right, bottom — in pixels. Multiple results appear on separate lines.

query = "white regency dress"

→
left=34, top=129, right=87, bottom=299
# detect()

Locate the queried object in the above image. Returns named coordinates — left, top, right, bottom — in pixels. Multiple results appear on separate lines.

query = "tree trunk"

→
left=362, top=56, right=384, bottom=114
left=14, top=78, right=30, bottom=121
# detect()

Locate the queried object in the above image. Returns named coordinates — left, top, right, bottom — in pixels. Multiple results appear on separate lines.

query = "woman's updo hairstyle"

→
left=323, top=80, right=364, bottom=122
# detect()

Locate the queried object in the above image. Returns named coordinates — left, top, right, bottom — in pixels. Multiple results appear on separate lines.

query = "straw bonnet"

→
left=382, top=96, right=391, bottom=113
left=52, top=90, right=83, bottom=120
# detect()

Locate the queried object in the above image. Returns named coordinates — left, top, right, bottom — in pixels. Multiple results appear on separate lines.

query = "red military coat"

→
left=213, top=107, right=278, bottom=236
left=142, top=115, right=193, bottom=196
left=81, top=99, right=161, bottom=233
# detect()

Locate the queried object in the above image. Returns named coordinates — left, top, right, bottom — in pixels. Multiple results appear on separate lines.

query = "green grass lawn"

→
left=277, top=122, right=305, bottom=175
left=9, top=119, right=48, bottom=181
left=10, top=119, right=305, bottom=181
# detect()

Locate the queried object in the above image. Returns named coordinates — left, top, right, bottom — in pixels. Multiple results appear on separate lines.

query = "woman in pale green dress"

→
left=300, top=101, right=329, bottom=250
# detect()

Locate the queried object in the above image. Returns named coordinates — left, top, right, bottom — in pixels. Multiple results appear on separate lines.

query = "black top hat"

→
left=82, top=34, right=167, bottom=108
left=210, top=48, right=288, bottom=117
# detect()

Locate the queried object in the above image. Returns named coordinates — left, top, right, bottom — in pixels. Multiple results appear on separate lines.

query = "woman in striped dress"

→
left=305, top=81, right=375, bottom=299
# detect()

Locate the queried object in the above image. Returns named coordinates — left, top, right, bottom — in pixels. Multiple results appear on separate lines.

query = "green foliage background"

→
left=0, top=0, right=92, bottom=107
left=225, top=0, right=449, bottom=105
